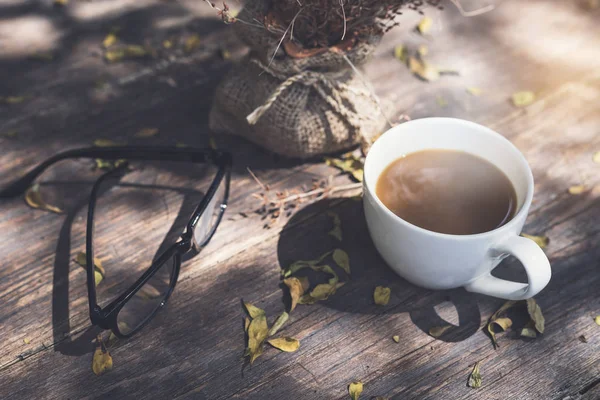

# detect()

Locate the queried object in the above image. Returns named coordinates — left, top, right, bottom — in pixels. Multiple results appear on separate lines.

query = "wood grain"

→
left=1, top=0, right=599, bottom=399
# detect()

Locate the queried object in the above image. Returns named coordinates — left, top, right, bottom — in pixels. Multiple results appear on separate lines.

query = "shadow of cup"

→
left=276, top=197, right=482, bottom=342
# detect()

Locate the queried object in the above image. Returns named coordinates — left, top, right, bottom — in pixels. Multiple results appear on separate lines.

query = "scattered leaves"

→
left=348, top=381, right=364, bottom=400
left=568, top=185, right=586, bottom=195
left=25, top=184, right=63, bottom=214
left=268, top=312, right=289, bottom=337
left=184, top=34, right=202, bottom=53
left=417, top=45, right=428, bottom=57
left=466, top=87, right=483, bottom=96
left=373, top=286, right=391, bottom=306
left=394, top=45, right=406, bottom=62
left=593, top=151, right=600, bottom=164
left=103, top=32, right=118, bottom=49
left=75, top=252, right=105, bottom=286
left=417, top=16, right=433, bottom=35
left=92, top=335, right=113, bottom=376
left=392, top=335, right=400, bottom=343
left=521, top=233, right=549, bottom=249
left=244, top=302, right=266, bottom=319
left=244, top=303, right=269, bottom=364
left=467, top=361, right=482, bottom=389
left=135, top=128, right=159, bottom=138
left=23, top=338, right=31, bottom=344
left=333, top=249, right=350, bottom=275
left=267, top=337, right=300, bottom=352
left=487, top=300, right=518, bottom=348
left=408, top=57, right=439, bottom=82
left=511, top=91, right=535, bottom=107
left=283, top=251, right=332, bottom=277
left=328, top=211, right=343, bottom=241
left=105, top=45, right=149, bottom=63
left=526, top=298, right=545, bottom=334
left=579, top=335, right=588, bottom=343
left=520, top=321, right=537, bottom=338
left=284, top=277, right=306, bottom=312
left=325, top=156, right=364, bottom=182
left=429, top=325, right=452, bottom=338
left=595, top=316, right=600, bottom=326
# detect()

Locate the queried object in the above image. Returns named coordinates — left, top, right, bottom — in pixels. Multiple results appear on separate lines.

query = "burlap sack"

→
left=209, top=0, right=388, bottom=159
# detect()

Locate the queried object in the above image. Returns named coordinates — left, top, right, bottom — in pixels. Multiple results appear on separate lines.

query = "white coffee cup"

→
left=363, top=118, right=551, bottom=300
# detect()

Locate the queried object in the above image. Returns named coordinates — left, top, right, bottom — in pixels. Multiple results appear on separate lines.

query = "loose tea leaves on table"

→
left=521, top=233, right=550, bottom=249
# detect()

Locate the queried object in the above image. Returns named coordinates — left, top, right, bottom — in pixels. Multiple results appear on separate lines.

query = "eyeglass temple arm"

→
left=0, top=146, right=221, bottom=198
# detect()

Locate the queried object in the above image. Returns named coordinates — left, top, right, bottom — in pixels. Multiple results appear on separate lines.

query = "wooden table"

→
left=1, top=1, right=599, bottom=399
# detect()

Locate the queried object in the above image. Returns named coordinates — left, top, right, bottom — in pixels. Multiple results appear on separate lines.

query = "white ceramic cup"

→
left=363, top=118, right=551, bottom=300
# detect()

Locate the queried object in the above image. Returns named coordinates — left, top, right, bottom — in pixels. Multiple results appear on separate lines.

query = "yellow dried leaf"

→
left=593, top=151, right=600, bottom=164
left=103, top=33, right=117, bottom=48
left=75, top=252, right=105, bottom=275
left=310, top=283, right=337, bottom=301
left=526, top=298, right=545, bottom=333
left=284, top=277, right=305, bottom=312
left=135, top=128, right=159, bottom=138
left=267, top=337, right=300, bottom=352
left=418, top=45, right=428, bottom=57
left=417, top=16, right=433, bottom=35
left=327, top=211, right=342, bottom=241
left=23, top=338, right=31, bottom=344
left=349, top=381, right=363, bottom=400
left=429, top=325, right=452, bottom=338
left=374, top=286, right=391, bottom=306
left=25, top=184, right=63, bottom=214
left=325, top=157, right=364, bottom=182
left=521, top=233, right=549, bottom=249
left=568, top=185, right=586, bottom=195
left=0, top=96, right=27, bottom=104
left=521, top=321, right=537, bottom=338
left=92, top=336, right=113, bottom=376
left=104, top=49, right=125, bottom=63
left=283, top=251, right=333, bottom=277
left=468, top=361, right=482, bottom=389
left=408, top=57, right=440, bottom=82
left=220, top=48, right=232, bottom=60
left=163, top=40, right=173, bottom=49
left=595, top=316, right=600, bottom=325
left=466, top=87, right=483, bottom=96
left=246, top=315, right=268, bottom=364
left=512, top=91, right=535, bottom=107
left=268, top=312, right=289, bottom=337
left=105, top=45, right=148, bottom=63
left=244, top=302, right=266, bottom=319
left=488, top=317, right=512, bottom=349
left=244, top=317, right=251, bottom=332
left=333, top=249, right=350, bottom=275
left=185, top=35, right=201, bottom=53
left=392, top=335, right=400, bottom=343
left=394, top=45, right=406, bottom=62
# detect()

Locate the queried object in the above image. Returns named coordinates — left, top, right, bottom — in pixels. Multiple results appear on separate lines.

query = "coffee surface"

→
left=376, top=149, right=517, bottom=235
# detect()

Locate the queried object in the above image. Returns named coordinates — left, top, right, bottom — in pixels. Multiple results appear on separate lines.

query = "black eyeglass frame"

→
left=0, top=146, right=232, bottom=338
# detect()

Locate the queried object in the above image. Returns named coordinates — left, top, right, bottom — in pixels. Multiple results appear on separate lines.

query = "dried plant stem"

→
left=247, top=167, right=268, bottom=191
left=266, top=182, right=362, bottom=207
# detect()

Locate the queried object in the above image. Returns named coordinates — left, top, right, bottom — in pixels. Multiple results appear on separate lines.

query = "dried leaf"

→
left=417, top=45, right=428, bottom=57
left=103, top=32, right=118, bottom=48
left=595, top=316, right=600, bottom=326
left=520, top=321, right=537, bottom=338
left=374, top=286, right=391, bottom=306
left=284, top=278, right=305, bottom=312
left=394, top=45, right=406, bottom=62
left=283, top=251, right=333, bottom=277
left=94, top=139, right=121, bottom=147
left=220, top=48, right=232, bottom=60
left=417, top=16, right=433, bottom=35
left=521, top=233, right=549, bottom=249
left=184, top=34, right=201, bottom=53
left=512, top=91, right=535, bottom=107
left=92, top=336, right=113, bottom=376
left=429, top=325, right=452, bottom=338
left=468, top=362, right=482, bottom=389
left=75, top=252, right=105, bottom=286
left=568, top=185, right=586, bottom=195
left=105, top=45, right=148, bottom=63
left=593, top=151, right=600, bottom=164
left=348, top=381, right=363, bottom=400
left=579, top=335, right=588, bottom=343
left=25, top=184, right=63, bottom=214
left=244, top=302, right=266, bottom=319
left=466, top=87, right=483, bottom=96
left=135, top=128, right=159, bottom=138
left=244, top=317, right=251, bottom=332
left=491, top=300, right=518, bottom=319
left=246, top=315, right=268, bottom=364
left=310, top=283, right=338, bottom=300
left=163, top=40, right=173, bottom=49
left=325, top=157, right=364, bottom=182
left=267, top=337, right=300, bottom=352
left=0, top=96, right=27, bottom=104
left=268, top=312, right=289, bottom=337
left=23, top=338, right=31, bottom=344
left=333, top=249, right=350, bottom=275
left=488, top=317, right=513, bottom=349
left=408, top=57, right=439, bottom=82
left=328, top=212, right=342, bottom=241
left=526, top=298, right=545, bottom=333
left=392, top=335, right=400, bottom=343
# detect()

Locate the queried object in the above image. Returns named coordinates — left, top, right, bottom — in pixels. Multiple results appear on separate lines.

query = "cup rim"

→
left=364, top=117, right=535, bottom=241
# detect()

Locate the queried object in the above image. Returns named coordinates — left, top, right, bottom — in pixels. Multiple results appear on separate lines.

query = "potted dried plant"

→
left=208, top=0, right=442, bottom=159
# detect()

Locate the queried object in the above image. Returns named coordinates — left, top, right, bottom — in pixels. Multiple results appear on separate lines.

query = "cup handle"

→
left=464, top=236, right=552, bottom=300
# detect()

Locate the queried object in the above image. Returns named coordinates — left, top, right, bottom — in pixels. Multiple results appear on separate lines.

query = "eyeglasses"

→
left=0, top=146, right=232, bottom=338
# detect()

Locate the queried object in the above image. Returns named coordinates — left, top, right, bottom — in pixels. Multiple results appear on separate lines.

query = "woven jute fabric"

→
left=209, top=0, right=387, bottom=159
